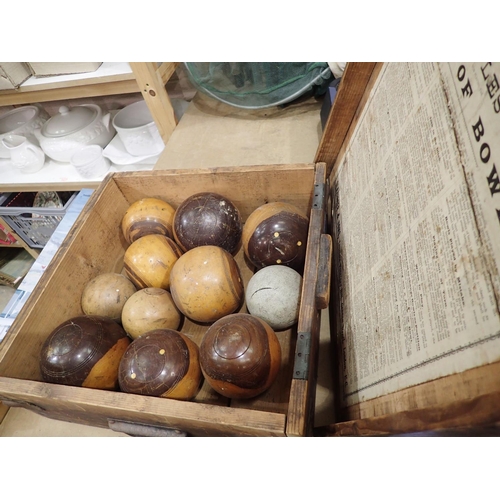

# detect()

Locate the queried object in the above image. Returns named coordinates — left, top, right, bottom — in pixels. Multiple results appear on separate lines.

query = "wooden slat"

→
left=112, top=164, right=316, bottom=220
left=0, top=402, right=8, bottom=423
left=157, top=62, right=180, bottom=84
left=286, top=163, right=327, bottom=436
left=343, top=360, right=500, bottom=422
left=0, top=179, right=105, bottom=193
left=0, top=79, right=140, bottom=106
left=315, top=62, right=381, bottom=178
left=315, top=234, right=332, bottom=309
left=321, top=390, right=500, bottom=436
left=0, top=378, right=287, bottom=437
left=129, top=62, right=177, bottom=144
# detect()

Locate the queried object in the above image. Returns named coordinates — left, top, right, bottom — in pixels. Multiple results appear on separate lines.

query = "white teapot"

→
left=34, top=104, right=115, bottom=163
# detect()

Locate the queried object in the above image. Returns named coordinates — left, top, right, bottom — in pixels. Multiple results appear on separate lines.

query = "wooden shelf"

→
left=0, top=217, right=39, bottom=259
left=0, top=159, right=156, bottom=193
left=0, top=63, right=140, bottom=106
left=0, top=62, right=180, bottom=192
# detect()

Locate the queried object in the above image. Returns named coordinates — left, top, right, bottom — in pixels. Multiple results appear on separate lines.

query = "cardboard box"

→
left=0, top=63, right=32, bottom=90
left=0, top=164, right=328, bottom=437
left=27, top=62, right=102, bottom=77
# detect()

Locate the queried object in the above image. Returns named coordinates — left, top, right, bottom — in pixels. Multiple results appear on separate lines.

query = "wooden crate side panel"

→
left=344, top=359, right=500, bottom=421
left=286, top=164, right=327, bottom=436
left=112, top=164, right=316, bottom=220
left=287, top=310, right=322, bottom=436
left=0, top=179, right=129, bottom=380
left=315, top=62, right=382, bottom=177
left=0, top=378, right=287, bottom=437
left=322, top=389, right=500, bottom=436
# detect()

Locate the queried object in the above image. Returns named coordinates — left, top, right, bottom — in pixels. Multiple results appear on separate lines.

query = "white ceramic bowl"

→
left=112, top=100, right=164, bottom=157
left=70, top=145, right=110, bottom=179
left=0, top=105, right=50, bottom=158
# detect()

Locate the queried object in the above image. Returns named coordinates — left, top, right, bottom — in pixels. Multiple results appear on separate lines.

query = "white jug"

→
left=1, top=134, right=45, bottom=174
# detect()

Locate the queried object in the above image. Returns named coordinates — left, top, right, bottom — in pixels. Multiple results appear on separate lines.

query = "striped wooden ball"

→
left=40, top=315, right=131, bottom=389
left=123, top=234, right=182, bottom=290
left=199, top=313, right=281, bottom=399
left=121, top=197, right=176, bottom=244
left=118, top=329, right=202, bottom=400
left=242, top=202, right=309, bottom=273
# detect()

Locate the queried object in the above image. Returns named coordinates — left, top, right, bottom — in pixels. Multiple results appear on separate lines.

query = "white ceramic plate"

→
left=102, top=133, right=162, bottom=165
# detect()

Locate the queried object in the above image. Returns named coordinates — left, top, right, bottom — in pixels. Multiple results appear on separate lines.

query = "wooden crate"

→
left=0, top=163, right=330, bottom=437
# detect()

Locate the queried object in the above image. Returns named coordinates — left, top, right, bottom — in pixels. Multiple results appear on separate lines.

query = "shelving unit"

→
left=0, top=62, right=180, bottom=254
left=0, top=62, right=179, bottom=191
left=0, top=62, right=180, bottom=136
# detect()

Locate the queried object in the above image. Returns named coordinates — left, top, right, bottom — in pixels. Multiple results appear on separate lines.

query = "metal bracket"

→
left=312, top=182, right=325, bottom=212
left=108, top=419, right=188, bottom=437
left=292, top=331, right=311, bottom=380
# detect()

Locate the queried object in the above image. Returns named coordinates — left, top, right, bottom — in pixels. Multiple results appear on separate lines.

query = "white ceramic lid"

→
left=42, top=105, right=97, bottom=138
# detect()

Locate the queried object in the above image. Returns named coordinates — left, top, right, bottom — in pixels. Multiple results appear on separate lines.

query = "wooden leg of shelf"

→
left=0, top=217, right=40, bottom=260
left=129, top=62, right=178, bottom=145
left=0, top=402, right=9, bottom=424
left=21, top=246, right=40, bottom=260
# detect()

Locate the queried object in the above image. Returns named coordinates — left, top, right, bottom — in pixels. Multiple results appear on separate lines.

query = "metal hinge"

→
left=293, top=331, right=311, bottom=380
left=312, top=182, right=325, bottom=211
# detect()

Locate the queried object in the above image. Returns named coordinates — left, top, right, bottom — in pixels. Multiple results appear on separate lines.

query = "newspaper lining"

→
left=333, top=62, right=500, bottom=406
